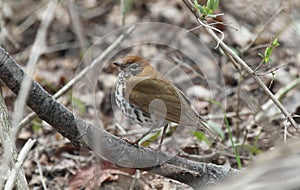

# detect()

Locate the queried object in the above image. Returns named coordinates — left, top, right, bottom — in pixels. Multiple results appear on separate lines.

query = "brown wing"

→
left=127, top=78, right=179, bottom=122
left=126, top=77, right=196, bottom=124
left=126, top=77, right=219, bottom=141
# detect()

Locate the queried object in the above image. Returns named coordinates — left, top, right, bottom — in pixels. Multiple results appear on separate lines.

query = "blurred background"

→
left=0, top=0, right=300, bottom=189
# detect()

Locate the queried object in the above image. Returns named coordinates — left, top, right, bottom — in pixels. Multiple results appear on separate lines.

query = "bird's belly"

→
left=115, top=81, right=159, bottom=127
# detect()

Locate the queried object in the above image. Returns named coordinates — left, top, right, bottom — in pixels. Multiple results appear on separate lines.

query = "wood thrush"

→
left=113, top=55, right=218, bottom=144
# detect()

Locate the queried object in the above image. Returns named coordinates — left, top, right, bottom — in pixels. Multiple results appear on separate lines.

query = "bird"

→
left=113, top=55, right=219, bottom=145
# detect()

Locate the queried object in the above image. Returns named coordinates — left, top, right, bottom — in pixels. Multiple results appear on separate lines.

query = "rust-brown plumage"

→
left=114, top=55, right=218, bottom=141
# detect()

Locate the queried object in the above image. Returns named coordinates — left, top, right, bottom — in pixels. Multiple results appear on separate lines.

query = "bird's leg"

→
left=133, top=122, right=169, bottom=150
left=157, top=122, right=168, bottom=150
left=133, top=125, right=157, bottom=145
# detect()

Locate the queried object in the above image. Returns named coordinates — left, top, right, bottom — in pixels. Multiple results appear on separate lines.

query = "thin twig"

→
left=4, top=139, right=36, bottom=190
left=0, top=2, right=56, bottom=189
left=121, top=0, right=126, bottom=27
left=11, top=0, right=57, bottom=134
left=34, top=151, right=48, bottom=190
left=257, top=78, right=300, bottom=121
left=11, top=3, right=42, bottom=36
left=197, top=18, right=224, bottom=49
left=0, top=2, right=20, bottom=49
left=207, top=24, right=298, bottom=129
left=241, top=7, right=284, bottom=53
left=182, top=0, right=298, bottom=129
left=17, top=25, right=135, bottom=130
left=67, top=0, right=91, bottom=64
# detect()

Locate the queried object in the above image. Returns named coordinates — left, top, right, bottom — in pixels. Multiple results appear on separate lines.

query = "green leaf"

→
left=32, top=118, right=42, bottom=133
left=207, top=0, right=219, bottom=11
left=194, top=0, right=200, bottom=9
left=264, top=47, right=272, bottom=63
left=199, top=5, right=205, bottom=13
left=194, top=0, right=220, bottom=20
left=140, top=130, right=161, bottom=147
left=72, top=97, right=86, bottom=115
left=207, top=0, right=214, bottom=10
left=272, top=38, right=280, bottom=47
left=207, top=120, right=225, bottom=139
left=203, top=6, right=213, bottom=14
left=193, top=131, right=211, bottom=145
left=260, top=38, right=280, bottom=63
left=212, top=0, right=219, bottom=10
left=245, top=145, right=263, bottom=155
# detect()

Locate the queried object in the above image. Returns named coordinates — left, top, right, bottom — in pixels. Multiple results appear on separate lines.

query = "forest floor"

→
left=1, top=0, right=300, bottom=189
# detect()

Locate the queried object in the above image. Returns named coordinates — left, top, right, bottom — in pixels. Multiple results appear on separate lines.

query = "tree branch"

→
left=0, top=46, right=237, bottom=188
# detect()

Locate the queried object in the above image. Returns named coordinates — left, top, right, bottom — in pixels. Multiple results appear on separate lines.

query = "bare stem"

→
left=182, top=0, right=298, bottom=129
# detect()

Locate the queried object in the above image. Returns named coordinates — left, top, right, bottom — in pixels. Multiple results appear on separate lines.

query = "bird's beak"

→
left=113, top=61, right=126, bottom=69
left=113, top=61, right=121, bottom=67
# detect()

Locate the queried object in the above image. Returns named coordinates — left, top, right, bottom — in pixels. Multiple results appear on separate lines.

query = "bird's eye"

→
left=131, top=64, right=138, bottom=70
left=127, top=63, right=141, bottom=76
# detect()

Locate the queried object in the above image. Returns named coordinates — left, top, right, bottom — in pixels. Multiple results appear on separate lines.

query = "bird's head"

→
left=113, top=55, right=149, bottom=77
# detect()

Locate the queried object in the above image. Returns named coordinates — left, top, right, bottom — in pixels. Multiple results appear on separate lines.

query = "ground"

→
left=0, top=0, right=300, bottom=189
